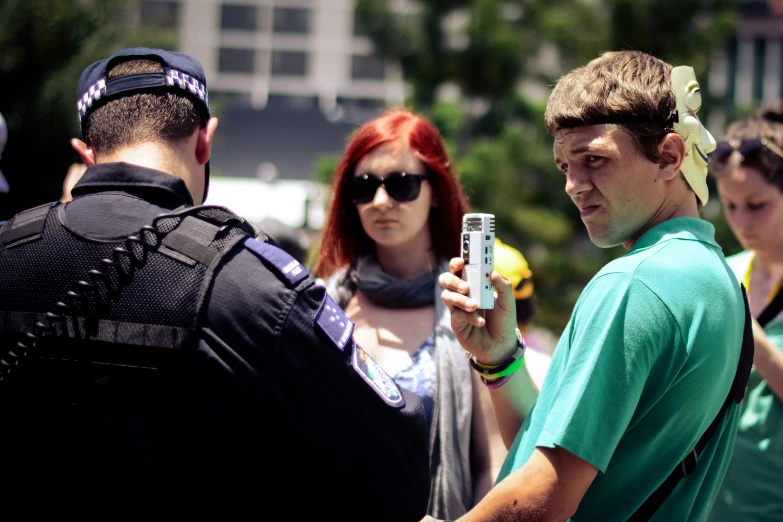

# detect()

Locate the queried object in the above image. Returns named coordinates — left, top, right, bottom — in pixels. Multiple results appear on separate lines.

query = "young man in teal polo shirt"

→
left=436, top=51, right=748, bottom=521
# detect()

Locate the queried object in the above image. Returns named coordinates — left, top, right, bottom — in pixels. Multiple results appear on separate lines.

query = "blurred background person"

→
left=493, top=238, right=551, bottom=391
left=708, top=101, right=783, bottom=522
left=259, top=216, right=311, bottom=265
left=315, top=108, right=491, bottom=518
left=60, top=162, right=86, bottom=203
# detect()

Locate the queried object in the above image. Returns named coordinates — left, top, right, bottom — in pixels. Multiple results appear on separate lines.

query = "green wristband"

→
left=481, top=354, right=526, bottom=379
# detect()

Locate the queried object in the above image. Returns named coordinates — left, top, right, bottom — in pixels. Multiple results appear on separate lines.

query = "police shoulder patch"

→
left=315, top=295, right=354, bottom=352
left=244, top=237, right=308, bottom=287
left=352, top=343, right=405, bottom=408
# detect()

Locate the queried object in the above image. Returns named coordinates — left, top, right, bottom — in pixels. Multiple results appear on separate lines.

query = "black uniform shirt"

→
left=2, top=163, right=431, bottom=519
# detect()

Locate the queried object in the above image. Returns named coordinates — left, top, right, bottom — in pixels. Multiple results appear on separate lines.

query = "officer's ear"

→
left=195, top=117, right=218, bottom=166
left=70, top=139, right=96, bottom=166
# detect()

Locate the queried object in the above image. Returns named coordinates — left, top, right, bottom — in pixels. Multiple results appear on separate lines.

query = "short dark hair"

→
left=545, top=51, right=676, bottom=164
left=84, top=59, right=202, bottom=153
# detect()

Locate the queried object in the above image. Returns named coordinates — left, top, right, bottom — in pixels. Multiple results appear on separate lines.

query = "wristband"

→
left=481, top=375, right=511, bottom=388
left=467, top=328, right=525, bottom=375
left=479, top=355, right=525, bottom=379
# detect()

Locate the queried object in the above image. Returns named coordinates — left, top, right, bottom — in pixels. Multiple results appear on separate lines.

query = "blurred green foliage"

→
left=315, top=154, right=341, bottom=186
left=0, top=0, right=175, bottom=218
left=355, top=0, right=742, bottom=333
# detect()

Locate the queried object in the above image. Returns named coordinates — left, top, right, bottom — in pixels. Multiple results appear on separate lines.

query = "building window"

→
left=780, top=48, right=783, bottom=99
left=337, top=96, right=386, bottom=110
left=140, top=1, right=179, bottom=29
left=335, top=96, right=387, bottom=123
left=271, top=51, right=308, bottom=76
left=726, top=37, right=737, bottom=107
left=740, top=0, right=769, bottom=18
left=219, top=48, right=256, bottom=74
left=209, top=91, right=253, bottom=110
left=353, top=12, right=369, bottom=36
left=753, top=38, right=766, bottom=101
left=221, top=4, right=259, bottom=31
left=273, top=7, right=311, bottom=34
left=352, top=54, right=386, bottom=80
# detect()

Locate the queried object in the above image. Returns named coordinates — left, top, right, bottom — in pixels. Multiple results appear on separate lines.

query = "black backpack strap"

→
left=0, top=202, right=57, bottom=248
left=732, top=284, right=755, bottom=403
left=627, top=284, right=754, bottom=522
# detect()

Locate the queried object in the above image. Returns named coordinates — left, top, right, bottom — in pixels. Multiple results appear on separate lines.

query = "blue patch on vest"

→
left=315, top=295, right=354, bottom=352
left=352, top=343, right=405, bottom=408
left=244, top=237, right=308, bottom=287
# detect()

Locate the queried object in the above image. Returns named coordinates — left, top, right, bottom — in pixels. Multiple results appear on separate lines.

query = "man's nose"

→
left=565, top=170, right=591, bottom=198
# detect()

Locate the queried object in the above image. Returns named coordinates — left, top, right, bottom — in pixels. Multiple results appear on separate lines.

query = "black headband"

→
left=566, top=112, right=679, bottom=128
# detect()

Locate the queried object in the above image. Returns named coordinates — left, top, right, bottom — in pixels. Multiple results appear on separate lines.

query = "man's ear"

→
left=658, top=133, right=686, bottom=181
left=195, top=117, right=219, bottom=166
left=70, top=138, right=96, bottom=166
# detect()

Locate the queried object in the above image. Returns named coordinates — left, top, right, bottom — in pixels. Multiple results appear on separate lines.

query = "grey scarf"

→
left=351, top=255, right=438, bottom=308
left=326, top=258, right=475, bottom=518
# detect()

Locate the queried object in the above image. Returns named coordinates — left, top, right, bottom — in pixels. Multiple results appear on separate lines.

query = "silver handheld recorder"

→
left=461, top=213, right=495, bottom=309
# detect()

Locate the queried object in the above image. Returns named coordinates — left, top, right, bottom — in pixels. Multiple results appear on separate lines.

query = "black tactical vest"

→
left=0, top=202, right=257, bottom=471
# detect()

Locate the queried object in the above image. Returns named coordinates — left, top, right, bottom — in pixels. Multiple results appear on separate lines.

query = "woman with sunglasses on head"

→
left=315, top=108, right=493, bottom=518
left=708, top=102, right=783, bottom=522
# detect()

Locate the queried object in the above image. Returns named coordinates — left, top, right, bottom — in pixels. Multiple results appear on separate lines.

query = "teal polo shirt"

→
left=497, top=217, right=744, bottom=521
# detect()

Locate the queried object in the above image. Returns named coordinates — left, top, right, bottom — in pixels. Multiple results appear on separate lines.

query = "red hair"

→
left=315, top=108, right=469, bottom=277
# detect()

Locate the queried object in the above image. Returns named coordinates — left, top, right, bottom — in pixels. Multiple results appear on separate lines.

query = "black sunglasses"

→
left=710, top=138, right=783, bottom=163
left=349, top=171, right=428, bottom=204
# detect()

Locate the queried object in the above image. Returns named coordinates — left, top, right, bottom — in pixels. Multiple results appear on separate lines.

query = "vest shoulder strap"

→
left=162, top=215, right=221, bottom=267
left=0, top=202, right=58, bottom=248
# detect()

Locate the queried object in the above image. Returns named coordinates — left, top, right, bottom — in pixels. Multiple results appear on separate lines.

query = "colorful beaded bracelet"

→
left=481, top=375, right=512, bottom=388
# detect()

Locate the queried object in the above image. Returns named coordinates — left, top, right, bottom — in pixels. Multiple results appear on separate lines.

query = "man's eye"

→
left=587, top=156, right=603, bottom=165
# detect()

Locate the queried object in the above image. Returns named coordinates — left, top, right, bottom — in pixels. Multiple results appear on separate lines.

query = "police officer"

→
left=0, top=48, right=429, bottom=518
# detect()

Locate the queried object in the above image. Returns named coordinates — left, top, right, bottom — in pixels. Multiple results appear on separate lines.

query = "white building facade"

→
left=139, top=0, right=415, bottom=112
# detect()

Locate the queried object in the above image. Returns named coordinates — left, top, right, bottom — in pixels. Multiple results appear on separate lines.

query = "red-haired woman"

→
left=315, top=109, right=492, bottom=518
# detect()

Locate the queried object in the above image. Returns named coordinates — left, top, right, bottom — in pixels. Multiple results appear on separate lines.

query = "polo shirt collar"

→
left=630, top=216, right=718, bottom=253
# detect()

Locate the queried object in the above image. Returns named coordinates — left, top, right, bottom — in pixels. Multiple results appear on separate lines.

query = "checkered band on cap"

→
left=76, top=49, right=212, bottom=127
left=77, top=79, right=107, bottom=118
left=166, top=68, right=208, bottom=104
